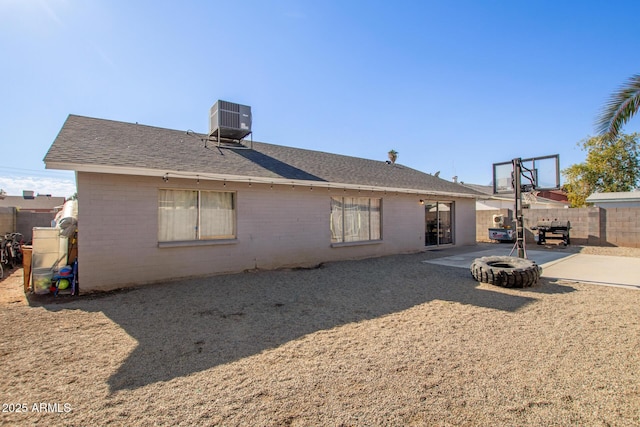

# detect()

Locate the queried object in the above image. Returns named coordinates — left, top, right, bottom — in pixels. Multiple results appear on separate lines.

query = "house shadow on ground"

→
left=34, top=250, right=575, bottom=392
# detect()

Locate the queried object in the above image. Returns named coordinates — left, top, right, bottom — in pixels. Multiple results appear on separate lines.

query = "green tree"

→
left=596, top=73, right=640, bottom=141
left=562, top=133, right=640, bottom=207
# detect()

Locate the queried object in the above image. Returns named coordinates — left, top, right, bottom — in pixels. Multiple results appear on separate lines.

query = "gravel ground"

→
left=0, top=244, right=639, bottom=426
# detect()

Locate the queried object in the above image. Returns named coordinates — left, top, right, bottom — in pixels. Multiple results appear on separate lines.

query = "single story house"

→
left=585, top=191, right=640, bottom=208
left=44, top=114, right=483, bottom=292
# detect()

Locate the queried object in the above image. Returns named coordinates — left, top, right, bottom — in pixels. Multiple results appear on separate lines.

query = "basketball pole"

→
left=494, top=154, right=559, bottom=259
left=512, top=157, right=526, bottom=259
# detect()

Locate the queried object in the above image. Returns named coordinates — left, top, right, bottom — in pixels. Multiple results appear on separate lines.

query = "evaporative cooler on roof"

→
left=209, top=100, right=252, bottom=145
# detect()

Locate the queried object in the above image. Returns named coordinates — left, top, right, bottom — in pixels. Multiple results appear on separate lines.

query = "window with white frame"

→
left=330, top=197, right=381, bottom=243
left=158, top=189, right=235, bottom=242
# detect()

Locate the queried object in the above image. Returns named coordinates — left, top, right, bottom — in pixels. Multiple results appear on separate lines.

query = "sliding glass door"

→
left=425, top=201, right=454, bottom=246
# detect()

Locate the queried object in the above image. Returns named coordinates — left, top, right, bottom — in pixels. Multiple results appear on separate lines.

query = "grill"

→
left=531, top=219, right=571, bottom=246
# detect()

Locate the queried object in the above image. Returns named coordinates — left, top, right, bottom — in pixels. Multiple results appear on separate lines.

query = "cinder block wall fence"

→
left=0, top=209, right=58, bottom=242
left=0, top=207, right=16, bottom=236
left=477, top=207, right=640, bottom=248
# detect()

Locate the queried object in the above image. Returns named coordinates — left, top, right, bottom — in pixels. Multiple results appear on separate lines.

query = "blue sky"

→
left=2, top=0, right=640, bottom=197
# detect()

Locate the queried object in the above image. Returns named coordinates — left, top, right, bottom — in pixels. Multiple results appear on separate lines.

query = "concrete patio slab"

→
left=423, top=247, right=639, bottom=290
left=541, top=253, right=640, bottom=289
left=423, top=248, right=575, bottom=269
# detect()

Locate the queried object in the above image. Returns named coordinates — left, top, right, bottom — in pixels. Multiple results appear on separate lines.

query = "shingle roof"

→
left=460, top=183, right=493, bottom=195
left=45, top=114, right=483, bottom=198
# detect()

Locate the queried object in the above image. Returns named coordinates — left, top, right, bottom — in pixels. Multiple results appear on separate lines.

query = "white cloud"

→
left=0, top=176, right=76, bottom=198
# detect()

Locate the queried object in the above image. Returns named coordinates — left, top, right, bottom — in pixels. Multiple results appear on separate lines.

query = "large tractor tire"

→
left=470, top=256, right=542, bottom=288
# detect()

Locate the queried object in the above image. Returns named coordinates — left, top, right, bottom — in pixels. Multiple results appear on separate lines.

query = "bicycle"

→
left=9, top=232, right=23, bottom=266
left=0, top=232, right=19, bottom=279
left=0, top=235, right=9, bottom=279
left=0, top=232, right=26, bottom=279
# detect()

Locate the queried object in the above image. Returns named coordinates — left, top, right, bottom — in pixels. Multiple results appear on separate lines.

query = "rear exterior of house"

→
left=45, top=114, right=481, bottom=291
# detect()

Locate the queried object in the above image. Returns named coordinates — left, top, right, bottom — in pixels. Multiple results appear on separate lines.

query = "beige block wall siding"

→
left=453, top=197, right=478, bottom=246
left=604, top=207, right=640, bottom=248
left=477, top=207, right=595, bottom=244
left=0, top=207, right=16, bottom=235
left=476, top=208, right=513, bottom=242
left=523, top=208, right=602, bottom=246
left=0, top=209, right=57, bottom=242
left=16, top=212, right=58, bottom=242
left=76, top=172, right=478, bottom=291
left=476, top=206, right=640, bottom=248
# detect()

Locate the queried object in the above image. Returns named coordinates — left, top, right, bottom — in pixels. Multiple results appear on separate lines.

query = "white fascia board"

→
left=45, top=162, right=480, bottom=199
left=587, top=197, right=640, bottom=203
left=586, top=193, right=640, bottom=203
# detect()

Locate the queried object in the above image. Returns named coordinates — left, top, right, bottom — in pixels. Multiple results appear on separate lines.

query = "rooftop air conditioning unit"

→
left=209, top=100, right=252, bottom=143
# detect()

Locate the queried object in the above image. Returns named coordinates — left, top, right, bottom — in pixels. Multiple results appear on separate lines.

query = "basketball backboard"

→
left=492, top=154, right=560, bottom=194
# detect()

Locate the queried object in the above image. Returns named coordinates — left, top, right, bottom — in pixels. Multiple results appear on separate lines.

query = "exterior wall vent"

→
left=209, top=100, right=252, bottom=147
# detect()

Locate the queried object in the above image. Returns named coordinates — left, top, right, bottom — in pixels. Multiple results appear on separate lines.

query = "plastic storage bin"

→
left=32, top=268, right=53, bottom=295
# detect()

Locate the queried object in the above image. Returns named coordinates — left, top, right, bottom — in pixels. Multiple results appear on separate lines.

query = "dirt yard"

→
left=1, top=244, right=639, bottom=426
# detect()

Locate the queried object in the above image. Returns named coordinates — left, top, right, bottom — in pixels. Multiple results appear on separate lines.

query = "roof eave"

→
left=587, top=198, right=640, bottom=203
left=45, top=161, right=480, bottom=199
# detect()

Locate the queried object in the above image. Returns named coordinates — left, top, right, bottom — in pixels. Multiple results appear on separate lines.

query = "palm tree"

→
left=388, top=149, right=398, bottom=164
left=596, top=73, right=640, bottom=141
